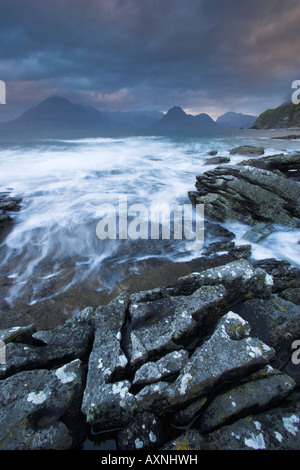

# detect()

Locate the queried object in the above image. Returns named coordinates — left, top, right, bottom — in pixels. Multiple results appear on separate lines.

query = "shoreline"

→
left=0, top=144, right=299, bottom=450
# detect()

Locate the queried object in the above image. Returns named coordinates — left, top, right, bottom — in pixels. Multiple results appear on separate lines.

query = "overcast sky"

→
left=1, top=0, right=300, bottom=121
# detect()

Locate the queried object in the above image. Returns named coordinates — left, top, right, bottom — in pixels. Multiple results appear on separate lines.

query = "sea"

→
left=0, top=127, right=299, bottom=329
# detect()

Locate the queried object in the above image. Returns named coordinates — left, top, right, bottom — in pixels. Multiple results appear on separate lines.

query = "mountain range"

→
left=0, top=96, right=258, bottom=131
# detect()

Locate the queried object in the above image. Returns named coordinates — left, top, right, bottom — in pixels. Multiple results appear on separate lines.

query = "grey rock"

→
left=0, top=324, right=37, bottom=344
left=229, top=145, right=265, bottom=155
left=166, top=259, right=272, bottom=301
left=164, top=402, right=300, bottom=449
left=232, top=296, right=300, bottom=353
left=199, top=366, right=295, bottom=432
left=0, top=359, right=85, bottom=450
left=143, top=312, right=275, bottom=413
left=128, top=284, right=227, bottom=368
left=133, top=349, right=189, bottom=385
left=205, top=156, right=230, bottom=165
left=81, top=296, right=136, bottom=429
left=117, top=411, right=165, bottom=450
left=279, top=287, right=300, bottom=305
left=241, top=222, right=276, bottom=243
left=253, top=258, right=300, bottom=293
left=239, top=153, right=300, bottom=179
left=189, top=165, right=300, bottom=226
left=172, top=397, right=208, bottom=426
left=0, top=314, right=94, bottom=379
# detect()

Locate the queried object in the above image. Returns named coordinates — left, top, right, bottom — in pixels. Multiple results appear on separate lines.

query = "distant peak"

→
left=166, top=106, right=186, bottom=115
left=41, top=96, right=71, bottom=104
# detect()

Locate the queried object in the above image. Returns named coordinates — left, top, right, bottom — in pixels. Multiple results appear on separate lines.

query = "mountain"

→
left=0, top=96, right=115, bottom=130
left=251, top=101, right=300, bottom=129
left=216, top=111, right=257, bottom=129
left=102, top=110, right=164, bottom=129
left=153, top=106, right=217, bottom=129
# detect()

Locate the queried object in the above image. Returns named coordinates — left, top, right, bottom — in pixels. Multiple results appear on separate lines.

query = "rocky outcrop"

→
left=0, top=192, right=22, bottom=238
left=189, top=163, right=300, bottom=227
left=0, top=254, right=299, bottom=450
left=251, top=102, right=300, bottom=129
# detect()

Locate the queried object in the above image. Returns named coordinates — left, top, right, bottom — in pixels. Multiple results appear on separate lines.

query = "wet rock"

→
left=241, top=222, right=276, bottom=243
left=0, top=359, right=85, bottom=450
left=229, top=145, right=265, bottom=155
left=199, top=366, right=295, bottom=432
left=189, top=165, right=300, bottom=227
left=117, top=411, right=165, bottom=450
left=205, top=156, right=230, bottom=165
left=238, top=153, right=300, bottom=179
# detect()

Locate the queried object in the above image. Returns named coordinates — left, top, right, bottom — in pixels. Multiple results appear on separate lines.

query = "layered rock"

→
left=189, top=164, right=300, bottom=227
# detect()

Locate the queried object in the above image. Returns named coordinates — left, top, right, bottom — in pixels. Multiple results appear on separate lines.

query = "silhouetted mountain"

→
left=216, top=111, right=257, bottom=128
left=153, top=106, right=217, bottom=129
left=0, top=96, right=115, bottom=130
left=102, top=110, right=164, bottom=129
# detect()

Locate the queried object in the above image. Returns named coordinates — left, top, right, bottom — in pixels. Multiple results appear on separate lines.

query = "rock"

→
left=81, top=296, right=136, bottom=429
left=279, top=287, right=300, bottom=305
left=208, top=150, right=218, bottom=155
left=272, top=135, right=300, bottom=140
left=205, top=156, right=230, bottom=165
left=229, top=146, right=265, bottom=155
left=0, top=359, right=85, bottom=450
left=141, top=312, right=274, bottom=414
left=241, top=222, right=276, bottom=243
left=172, top=397, right=207, bottom=427
left=128, top=284, right=228, bottom=368
left=117, top=411, right=165, bottom=450
left=0, top=313, right=94, bottom=379
left=164, top=402, right=300, bottom=449
left=253, top=259, right=300, bottom=293
left=199, top=366, right=295, bottom=432
left=166, top=259, right=272, bottom=302
left=232, top=297, right=300, bottom=355
left=238, top=153, right=300, bottom=179
left=133, top=349, right=189, bottom=386
left=189, top=164, right=300, bottom=226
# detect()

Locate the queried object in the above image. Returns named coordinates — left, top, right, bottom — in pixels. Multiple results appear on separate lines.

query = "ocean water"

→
left=0, top=128, right=299, bottom=328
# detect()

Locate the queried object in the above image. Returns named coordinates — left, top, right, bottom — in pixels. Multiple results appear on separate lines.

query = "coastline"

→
left=0, top=142, right=299, bottom=450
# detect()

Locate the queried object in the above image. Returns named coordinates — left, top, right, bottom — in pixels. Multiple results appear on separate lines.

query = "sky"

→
left=0, top=0, right=300, bottom=121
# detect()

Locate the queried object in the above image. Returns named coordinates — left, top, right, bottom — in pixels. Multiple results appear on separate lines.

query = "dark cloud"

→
left=1, top=0, right=300, bottom=120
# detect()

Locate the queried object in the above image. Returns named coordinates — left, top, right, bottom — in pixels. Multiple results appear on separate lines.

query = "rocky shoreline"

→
left=0, top=148, right=299, bottom=450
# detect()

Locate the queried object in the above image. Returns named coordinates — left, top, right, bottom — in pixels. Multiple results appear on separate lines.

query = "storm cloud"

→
left=1, top=0, right=300, bottom=120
